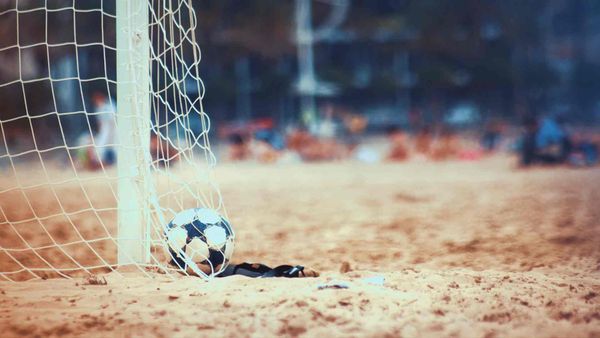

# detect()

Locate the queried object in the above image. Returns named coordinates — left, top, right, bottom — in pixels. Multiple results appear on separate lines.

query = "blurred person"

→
left=340, top=111, right=368, bottom=152
left=343, top=114, right=367, bottom=135
left=414, top=126, right=433, bottom=156
left=285, top=122, right=348, bottom=162
left=150, top=134, right=179, bottom=167
left=430, top=127, right=459, bottom=161
left=519, top=115, right=539, bottom=166
left=568, top=132, right=599, bottom=167
left=317, top=105, right=338, bottom=139
left=221, top=118, right=279, bottom=162
left=535, top=115, right=571, bottom=163
left=386, top=126, right=409, bottom=161
left=91, top=91, right=117, bottom=167
left=285, top=126, right=313, bottom=153
left=520, top=115, right=572, bottom=166
left=227, top=132, right=251, bottom=161
left=290, top=130, right=346, bottom=161
left=75, top=134, right=102, bottom=171
left=253, top=128, right=284, bottom=163
left=252, top=139, right=280, bottom=163
left=297, top=138, right=345, bottom=161
left=255, top=128, right=285, bottom=152
left=75, top=92, right=116, bottom=170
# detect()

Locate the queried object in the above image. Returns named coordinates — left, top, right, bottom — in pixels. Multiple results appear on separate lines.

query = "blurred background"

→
left=198, top=0, right=600, bottom=125
left=1, top=0, right=599, bottom=167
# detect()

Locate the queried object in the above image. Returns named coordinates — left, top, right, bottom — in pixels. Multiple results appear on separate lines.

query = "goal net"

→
left=0, top=0, right=227, bottom=281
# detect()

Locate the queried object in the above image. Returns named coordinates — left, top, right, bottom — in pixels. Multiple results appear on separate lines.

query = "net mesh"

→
left=0, top=0, right=227, bottom=281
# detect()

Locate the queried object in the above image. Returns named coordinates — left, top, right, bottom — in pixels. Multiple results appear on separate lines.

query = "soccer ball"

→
left=164, top=208, right=234, bottom=277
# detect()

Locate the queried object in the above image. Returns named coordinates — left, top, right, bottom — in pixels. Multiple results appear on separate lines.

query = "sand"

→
left=1, top=157, right=600, bottom=337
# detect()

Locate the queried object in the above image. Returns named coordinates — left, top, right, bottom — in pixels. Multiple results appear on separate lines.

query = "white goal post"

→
left=0, top=0, right=225, bottom=281
left=116, top=0, right=152, bottom=266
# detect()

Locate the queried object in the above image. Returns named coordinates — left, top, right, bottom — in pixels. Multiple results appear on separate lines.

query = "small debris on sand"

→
left=83, top=275, right=108, bottom=286
left=317, top=281, right=351, bottom=290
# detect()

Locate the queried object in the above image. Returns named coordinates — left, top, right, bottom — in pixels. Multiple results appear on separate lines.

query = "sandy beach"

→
left=1, top=158, right=599, bottom=337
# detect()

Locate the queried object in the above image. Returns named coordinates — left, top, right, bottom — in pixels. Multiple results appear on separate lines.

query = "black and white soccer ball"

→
left=164, top=208, right=234, bottom=277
